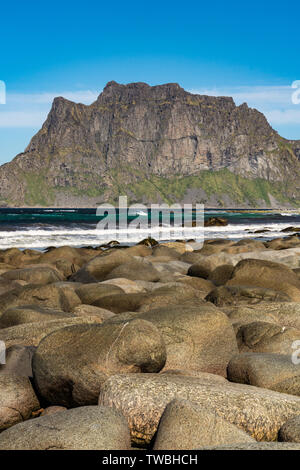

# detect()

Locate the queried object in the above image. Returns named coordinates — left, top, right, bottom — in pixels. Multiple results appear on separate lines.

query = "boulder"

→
left=223, top=304, right=280, bottom=329
left=151, top=260, right=191, bottom=277
left=187, top=264, right=211, bottom=279
left=1, top=266, right=63, bottom=285
left=99, top=373, right=300, bottom=446
left=174, top=276, right=215, bottom=297
left=0, top=283, right=81, bottom=314
left=224, top=302, right=300, bottom=331
left=226, top=258, right=300, bottom=301
left=92, top=292, right=147, bottom=313
left=236, top=321, right=300, bottom=354
left=70, top=249, right=133, bottom=283
left=0, top=317, right=100, bottom=348
left=153, top=399, right=254, bottom=450
left=0, top=345, right=35, bottom=377
left=75, top=283, right=123, bottom=304
left=204, top=217, right=228, bottom=227
left=0, top=277, right=29, bottom=296
left=279, top=415, right=300, bottom=443
left=32, top=320, right=166, bottom=407
left=152, top=245, right=181, bottom=259
left=0, top=406, right=131, bottom=450
left=206, top=285, right=290, bottom=307
left=208, top=264, right=234, bottom=286
left=124, top=245, right=152, bottom=257
left=105, top=259, right=161, bottom=282
left=0, top=374, right=40, bottom=431
left=228, top=353, right=300, bottom=396
left=0, top=305, right=74, bottom=328
left=137, top=284, right=201, bottom=313
left=160, top=370, right=228, bottom=384
left=36, top=246, right=90, bottom=267
left=180, top=251, right=208, bottom=264
left=41, top=406, right=67, bottom=416
left=125, top=302, right=238, bottom=376
left=137, top=237, right=158, bottom=247
left=101, top=278, right=147, bottom=293
left=160, top=241, right=193, bottom=254
left=72, top=304, right=115, bottom=322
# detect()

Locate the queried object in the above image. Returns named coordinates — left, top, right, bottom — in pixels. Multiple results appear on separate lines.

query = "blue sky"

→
left=0, top=0, right=300, bottom=164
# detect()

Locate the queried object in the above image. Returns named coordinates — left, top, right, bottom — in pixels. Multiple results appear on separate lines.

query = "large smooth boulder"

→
left=75, top=283, right=123, bottom=304
left=224, top=302, right=300, bottom=331
left=206, top=285, right=290, bottom=306
left=187, top=264, right=211, bottom=279
left=72, top=304, right=115, bottom=322
left=236, top=321, right=300, bottom=354
left=106, top=259, right=161, bottom=282
left=101, top=278, right=147, bottom=293
left=137, top=284, right=203, bottom=313
left=124, top=245, right=152, bottom=257
left=92, top=283, right=203, bottom=314
left=174, top=276, right=215, bottom=299
left=92, top=292, right=147, bottom=313
left=0, top=374, right=40, bottom=431
left=99, top=373, right=300, bottom=446
left=150, top=260, right=190, bottom=277
left=118, top=302, right=238, bottom=376
left=0, top=277, right=28, bottom=295
left=36, top=246, right=90, bottom=267
left=0, top=305, right=74, bottom=328
left=152, top=245, right=181, bottom=259
left=1, top=266, right=63, bottom=285
left=33, top=320, right=166, bottom=407
left=228, top=353, right=300, bottom=395
left=153, top=399, right=254, bottom=450
left=0, top=283, right=81, bottom=314
left=208, top=264, right=234, bottom=286
left=226, top=258, right=300, bottom=301
left=0, top=406, right=131, bottom=450
left=70, top=249, right=133, bottom=283
left=0, top=317, right=99, bottom=348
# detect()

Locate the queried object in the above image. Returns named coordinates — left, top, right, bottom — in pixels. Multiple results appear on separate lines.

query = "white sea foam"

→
left=0, top=221, right=299, bottom=249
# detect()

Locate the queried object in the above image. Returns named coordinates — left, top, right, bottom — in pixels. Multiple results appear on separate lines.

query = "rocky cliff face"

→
left=1, top=81, right=300, bottom=207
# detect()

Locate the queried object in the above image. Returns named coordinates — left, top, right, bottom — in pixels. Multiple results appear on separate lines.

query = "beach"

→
left=1, top=229, right=300, bottom=449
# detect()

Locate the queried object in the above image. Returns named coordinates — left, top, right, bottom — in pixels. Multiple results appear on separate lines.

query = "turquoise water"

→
left=0, top=208, right=299, bottom=249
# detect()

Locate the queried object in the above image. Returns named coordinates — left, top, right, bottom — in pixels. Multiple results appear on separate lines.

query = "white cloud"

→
left=0, top=111, right=48, bottom=128
left=265, top=109, right=300, bottom=125
left=189, top=85, right=295, bottom=108
left=7, top=90, right=98, bottom=105
left=0, top=89, right=99, bottom=128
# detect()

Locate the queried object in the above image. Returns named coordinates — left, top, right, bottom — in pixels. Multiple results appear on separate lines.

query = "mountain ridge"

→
left=1, top=81, right=300, bottom=208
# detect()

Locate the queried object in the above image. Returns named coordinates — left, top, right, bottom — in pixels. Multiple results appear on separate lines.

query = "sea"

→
left=0, top=208, right=300, bottom=250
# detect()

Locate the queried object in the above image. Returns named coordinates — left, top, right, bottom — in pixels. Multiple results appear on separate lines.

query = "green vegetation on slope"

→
left=119, top=169, right=300, bottom=207
left=22, top=168, right=300, bottom=207
left=24, top=174, right=55, bottom=206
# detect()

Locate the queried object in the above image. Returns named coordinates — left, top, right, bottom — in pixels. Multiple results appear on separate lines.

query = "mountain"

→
left=1, top=80, right=300, bottom=208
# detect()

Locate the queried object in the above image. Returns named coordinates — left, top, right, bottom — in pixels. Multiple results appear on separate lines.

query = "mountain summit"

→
left=1, top=81, right=300, bottom=207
